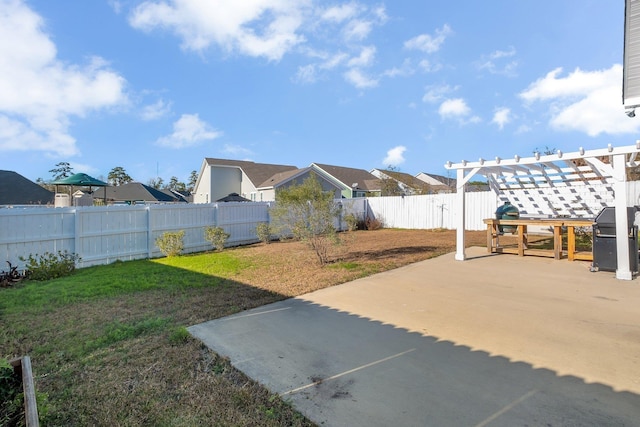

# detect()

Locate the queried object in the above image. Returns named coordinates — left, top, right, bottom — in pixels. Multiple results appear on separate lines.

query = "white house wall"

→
left=212, top=166, right=243, bottom=202
left=193, top=164, right=212, bottom=204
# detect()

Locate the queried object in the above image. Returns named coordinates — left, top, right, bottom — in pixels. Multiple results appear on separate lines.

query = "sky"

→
left=0, top=0, right=637, bottom=185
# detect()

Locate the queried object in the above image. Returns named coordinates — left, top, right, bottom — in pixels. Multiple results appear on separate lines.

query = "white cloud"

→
left=422, top=84, right=457, bottom=104
left=141, top=99, right=171, bottom=120
left=156, top=114, right=223, bottom=148
left=293, top=64, right=317, bottom=84
left=383, top=145, right=406, bottom=167
left=404, top=24, right=452, bottom=53
left=222, top=144, right=254, bottom=156
left=129, top=0, right=308, bottom=61
left=0, top=0, right=128, bottom=156
left=344, top=68, right=378, bottom=88
left=492, top=107, right=511, bottom=130
left=321, top=3, right=362, bottom=23
left=519, top=64, right=640, bottom=136
left=476, top=46, right=518, bottom=76
left=347, top=45, right=376, bottom=68
left=343, top=19, right=372, bottom=41
left=418, top=59, right=442, bottom=73
left=382, top=59, right=414, bottom=78
left=438, top=98, right=481, bottom=124
left=320, top=52, right=349, bottom=69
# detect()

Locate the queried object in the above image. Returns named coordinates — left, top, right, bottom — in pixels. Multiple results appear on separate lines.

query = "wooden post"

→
left=567, top=226, right=576, bottom=261
left=553, top=225, right=562, bottom=260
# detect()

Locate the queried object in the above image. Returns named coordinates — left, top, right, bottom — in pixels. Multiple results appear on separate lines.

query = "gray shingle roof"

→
left=93, top=182, right=180, bottom=203
left=312, top=163, right=382, bottom=191
left=205, top=158, right=297, bottom=187
left=0, top=170, right=54, bottom=205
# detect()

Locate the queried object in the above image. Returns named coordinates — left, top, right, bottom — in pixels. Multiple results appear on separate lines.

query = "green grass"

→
left=0, top=249, right=313, bottom=426
left=1, top=251, right=251, bottom=315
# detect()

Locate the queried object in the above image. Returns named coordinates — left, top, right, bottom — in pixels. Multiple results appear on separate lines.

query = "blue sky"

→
left=0, top=0, right=636, bottom=184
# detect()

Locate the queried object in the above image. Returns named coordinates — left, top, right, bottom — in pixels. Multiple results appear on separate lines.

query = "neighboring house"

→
left=415, top=172, right=489, bottom=192
left=92, top=182, right=184, bottom=204
left=193, top=158, right=298, bottom=203
left=0, top=170, right=54, bottom=206
left=257, top=167, right=342, bottom=200
left=415, top=172, right=456, bottom=193
left=310, top=163, right=382, bottom=198
left=370, top=169, right=432, bottom=196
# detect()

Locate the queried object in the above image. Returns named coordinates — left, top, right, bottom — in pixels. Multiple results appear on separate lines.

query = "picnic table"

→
left=483, top=218, right=594, bottom=261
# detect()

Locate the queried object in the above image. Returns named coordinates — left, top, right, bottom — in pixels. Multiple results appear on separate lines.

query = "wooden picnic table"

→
left=483, top=218, right=594, bottom=261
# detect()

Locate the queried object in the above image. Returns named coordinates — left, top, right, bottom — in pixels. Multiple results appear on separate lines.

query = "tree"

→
left=108, top=166, right=133, bottom=186
left=270, top=173, right=341, bottom=265
left=36, top=177, right=55, bottom=191
left=187, top=170, right=198, bottom=192
left=147, top=177, right=164, bottom=189
left=166, top=176, right=186, bottom=192
left=379, top=166, right=404, bottom=197
left=49, top=162, right=73, bottom=181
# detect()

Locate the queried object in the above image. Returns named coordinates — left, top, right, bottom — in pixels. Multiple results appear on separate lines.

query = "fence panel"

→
left=6, top=182, right=640, bottom=270
left=76, top=206, right=150, bottom=267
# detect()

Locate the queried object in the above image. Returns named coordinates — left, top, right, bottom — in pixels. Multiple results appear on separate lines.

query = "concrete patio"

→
left=188, top=247, right=640, bottom=426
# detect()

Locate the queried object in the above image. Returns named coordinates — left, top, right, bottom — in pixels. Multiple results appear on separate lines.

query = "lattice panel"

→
left=494, top=180, right=615, bottom=218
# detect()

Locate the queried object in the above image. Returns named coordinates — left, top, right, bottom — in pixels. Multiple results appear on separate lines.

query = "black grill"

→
left=592, top=207, right=638, bottom=272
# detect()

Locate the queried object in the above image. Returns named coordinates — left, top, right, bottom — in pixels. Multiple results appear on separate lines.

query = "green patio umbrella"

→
left=50, top=173, right=108, bottom=201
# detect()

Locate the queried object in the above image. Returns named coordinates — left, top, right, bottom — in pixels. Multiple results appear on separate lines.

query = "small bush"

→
left=365, top=216, right=383, bottom=230
left=344, top=213, right=359, bottom=231
left=156, top=231, right=185, bottom=257
left=204, top=226, right=230, bottom=251
left=0, top=358, right=21, bottom=426
left=20, top=250, right=81, bottom=281
left=255, top=222, right=273, bottom=244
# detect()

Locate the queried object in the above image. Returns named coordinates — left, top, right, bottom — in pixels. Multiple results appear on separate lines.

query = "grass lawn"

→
left=0, top=229, right=486, bottom=426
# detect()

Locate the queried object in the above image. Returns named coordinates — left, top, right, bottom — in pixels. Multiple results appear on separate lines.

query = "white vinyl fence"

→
left=1, top=203, right=271, bottom=269
left=4, top=181, right=640, bottom=271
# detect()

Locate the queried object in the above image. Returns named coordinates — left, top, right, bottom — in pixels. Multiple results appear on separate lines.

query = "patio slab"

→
left=188, top=247, right=640, bottom=426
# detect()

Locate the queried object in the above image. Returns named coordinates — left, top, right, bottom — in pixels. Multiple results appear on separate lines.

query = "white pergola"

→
left=445, top=143, right=640, bottom=280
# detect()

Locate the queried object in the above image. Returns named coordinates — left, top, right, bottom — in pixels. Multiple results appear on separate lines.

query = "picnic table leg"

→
left=553, top=225, right=562, bottom=260
left=517, top=224, right=527, bottom=256
left=486, top=223, right=493, bottom=253
left=567, top=226, right=576, bottom=261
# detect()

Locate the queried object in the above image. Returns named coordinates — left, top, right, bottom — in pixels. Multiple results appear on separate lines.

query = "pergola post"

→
left=613, top=154, right=633, bottom=280
left=455, top=168, right=466, bottom=261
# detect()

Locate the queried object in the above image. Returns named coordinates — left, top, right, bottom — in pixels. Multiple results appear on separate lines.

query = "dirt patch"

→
left=232, top=229, right=487, bottom=296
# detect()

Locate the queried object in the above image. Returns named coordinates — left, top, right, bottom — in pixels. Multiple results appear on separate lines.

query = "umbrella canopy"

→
left=50, top=173, right=108, bottom=186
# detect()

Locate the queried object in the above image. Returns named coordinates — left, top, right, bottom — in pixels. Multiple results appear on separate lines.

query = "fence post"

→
left=73, top=208, right=80, bottom=262
left=146, top=206, right=153, bottom=259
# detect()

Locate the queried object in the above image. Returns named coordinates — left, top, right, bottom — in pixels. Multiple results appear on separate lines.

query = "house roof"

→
left=312, top=163, right=382, bottom=192
left=0, top=170, right=54, bottom=205
left=204, top=158, right=298, bottom=187
left=417, top=172, right=456, bottom=187
left=375, top=170, right=430, bottom=191
left=257, top=167, right=310, bottom=188
left=216, top=192, right=252, bottom=202
left=92, top=182, right=180, bottom=203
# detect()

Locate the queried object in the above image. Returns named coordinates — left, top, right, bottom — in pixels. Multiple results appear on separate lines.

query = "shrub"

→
left=0, top=358, right=21, bottom=426
left=204, top=226, right=230, bottom=251
left=270, top=173, right=341, bottom=265
left=255, top=222, right=273, bottom=244
left=20, top=250, right=81, bottom=281
left=344, top=213, right=359, bottom=232
left=365, top=216, right=383, bottom=230
left=155, top=231, right=185, bottom=257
